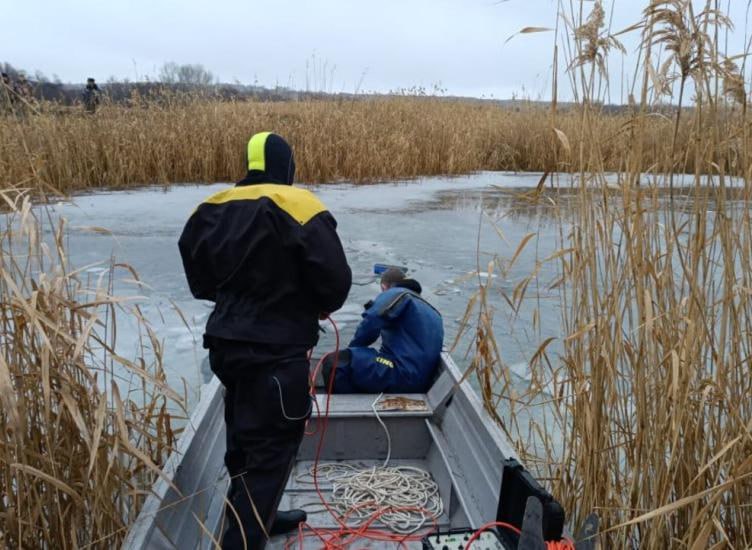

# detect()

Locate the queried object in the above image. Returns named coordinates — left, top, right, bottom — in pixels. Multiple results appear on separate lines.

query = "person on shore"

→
left=178, top=132, right=351, bottom=549
left=1, top=73, right=15, bottom=114
left=322, top=268, right=443, bottom=393
left=15, top=73, right=32, bottom=101
left=11, top=73, right=34, bottom=115
left=82, top=77, right=100, bottom=113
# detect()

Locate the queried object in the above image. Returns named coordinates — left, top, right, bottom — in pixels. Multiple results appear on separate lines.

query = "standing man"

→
left=1, top=73, right=15, bottom=115
left=14, top=73, right=33, bottom=109
left=179, top=132, right=351, bottom=549
left=82, top=77, right=100, bottom=114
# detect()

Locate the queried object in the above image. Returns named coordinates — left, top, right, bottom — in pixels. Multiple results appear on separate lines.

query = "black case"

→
left=496, top=458, right=565, bottom=542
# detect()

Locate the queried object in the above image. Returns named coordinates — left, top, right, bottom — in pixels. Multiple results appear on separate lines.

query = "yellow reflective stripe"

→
left=247, top=131, right=272, bottom=171
left=202, top=184, right=326, bottom=225
left=375, top=357, right=395, bottom=368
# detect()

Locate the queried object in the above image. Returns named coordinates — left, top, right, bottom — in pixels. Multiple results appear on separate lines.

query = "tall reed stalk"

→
left=464, top=1, right=752, bottom=547
left=0, top=190, right=184, bottom=548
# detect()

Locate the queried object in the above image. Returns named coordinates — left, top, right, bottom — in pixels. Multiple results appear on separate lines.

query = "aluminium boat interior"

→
left=124, top=352, right=595, bottom=549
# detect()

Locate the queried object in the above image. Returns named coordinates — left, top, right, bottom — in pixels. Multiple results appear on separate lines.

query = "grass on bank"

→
left=0, top=190, right=185, bottom=548
left=3, top=0, right=752, bottom=547
left=458, top=1, right=752, bottom=547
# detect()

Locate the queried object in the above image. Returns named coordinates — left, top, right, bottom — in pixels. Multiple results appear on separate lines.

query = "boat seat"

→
left=307, top=357, right=457, bottom=420
left=312, top=392, right=433, bottom=418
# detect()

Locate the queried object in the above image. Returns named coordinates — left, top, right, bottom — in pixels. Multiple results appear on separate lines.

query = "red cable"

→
left=463, top=521, right=574, bottom=550
left=303, top=352, right=326, bottom=436
left=311, top=317, right=344, bottom=526
left=463, top=520, right=520, bottom=549
left=289, top=316, right=438, bottom=549
left=300, top=321, right=571, bottom=550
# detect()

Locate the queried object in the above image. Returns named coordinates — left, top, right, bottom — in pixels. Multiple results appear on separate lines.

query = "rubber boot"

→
left=270, top=510, right=307, bottom=536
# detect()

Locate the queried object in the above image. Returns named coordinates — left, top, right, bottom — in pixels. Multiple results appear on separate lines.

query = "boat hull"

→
left=123, top=352, right=521, bottom=549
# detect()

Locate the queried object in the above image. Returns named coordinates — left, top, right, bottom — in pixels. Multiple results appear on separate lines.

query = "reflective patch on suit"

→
left=199, top=184, right=326, bottom=225
left=375, top=356, right=395, bottom=368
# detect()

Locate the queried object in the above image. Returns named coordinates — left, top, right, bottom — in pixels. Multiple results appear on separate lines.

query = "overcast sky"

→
left=2, top=0, right=750, bottom=101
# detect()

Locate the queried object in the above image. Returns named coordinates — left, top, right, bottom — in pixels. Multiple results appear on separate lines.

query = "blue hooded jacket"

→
left=348, top=287, right=444, bottom=390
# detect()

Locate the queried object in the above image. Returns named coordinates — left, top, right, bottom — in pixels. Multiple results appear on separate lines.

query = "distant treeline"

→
left=1, top=60, right=328, bottom=105
left=2, top=60, right=657, bottom=114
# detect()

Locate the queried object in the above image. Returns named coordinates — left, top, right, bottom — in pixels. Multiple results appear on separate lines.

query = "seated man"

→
left=323, top=268, right=444, bottom=393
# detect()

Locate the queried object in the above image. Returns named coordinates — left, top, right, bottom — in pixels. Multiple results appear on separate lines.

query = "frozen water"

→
left=46, top=171, right=567, bottom=411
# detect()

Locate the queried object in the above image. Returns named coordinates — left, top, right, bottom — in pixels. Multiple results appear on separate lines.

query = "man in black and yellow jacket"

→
left=179, top=132, right=351, bottom=549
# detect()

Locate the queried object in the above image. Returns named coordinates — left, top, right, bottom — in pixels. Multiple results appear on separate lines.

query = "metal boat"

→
left=123, top=352, right=584, bottom=549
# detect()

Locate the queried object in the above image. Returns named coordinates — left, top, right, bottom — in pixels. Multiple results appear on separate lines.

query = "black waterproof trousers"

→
left=208, top=340, right=311, bottom=550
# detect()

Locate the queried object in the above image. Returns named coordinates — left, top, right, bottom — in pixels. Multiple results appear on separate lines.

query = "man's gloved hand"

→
left=363, top=300, right=374, bottom=310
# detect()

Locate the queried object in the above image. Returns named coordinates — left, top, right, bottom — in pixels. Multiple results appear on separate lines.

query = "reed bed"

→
left=0, top=190, right=184, bottom=548
left=3, top=0, right=752, bottom=547
left=461, top=1, right=752, bottom=547
left=0, top=92, right=711, bottom=194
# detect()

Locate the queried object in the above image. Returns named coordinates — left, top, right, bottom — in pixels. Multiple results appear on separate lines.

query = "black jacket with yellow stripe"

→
left=178, top=134, right=351, bottom=348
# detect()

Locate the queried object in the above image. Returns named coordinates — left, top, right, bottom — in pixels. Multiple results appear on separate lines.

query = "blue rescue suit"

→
left=333, top=287, right=444, bottom=393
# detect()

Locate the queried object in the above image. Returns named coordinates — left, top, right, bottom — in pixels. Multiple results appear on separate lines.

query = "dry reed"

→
left=459, top=0, right=752, bottom=547
left=3, top=1, right=752, bottom=547
left=0, top=190, right=184, bottom=548
left=0, top=92, right=721, bottom=195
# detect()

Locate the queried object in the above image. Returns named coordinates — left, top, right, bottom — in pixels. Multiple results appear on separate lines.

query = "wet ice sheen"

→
left=48, top=171, right=565, bottom=411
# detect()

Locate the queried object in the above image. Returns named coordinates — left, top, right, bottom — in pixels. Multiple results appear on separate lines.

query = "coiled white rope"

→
left=313, top=462, right=443, bottom=534
left=302, top=394, right=444, bottom=534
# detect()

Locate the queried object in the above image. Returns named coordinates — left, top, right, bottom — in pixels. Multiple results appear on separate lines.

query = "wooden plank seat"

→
left=312, top=392, right=433, bottom=418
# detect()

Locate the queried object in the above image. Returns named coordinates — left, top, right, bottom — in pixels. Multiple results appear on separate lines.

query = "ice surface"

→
left=46, top=171, right=566, bottom=410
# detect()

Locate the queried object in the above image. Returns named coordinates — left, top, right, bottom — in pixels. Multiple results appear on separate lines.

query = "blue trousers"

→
left=322, top=347, right=426, bottom=393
